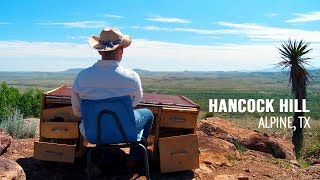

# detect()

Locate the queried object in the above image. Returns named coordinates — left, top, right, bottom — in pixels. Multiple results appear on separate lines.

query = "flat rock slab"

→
left=0, top=128, right=12, bottom=156
left=198, top=118, right=295, bottom=159
left=0, top=157, right=26, bottom=180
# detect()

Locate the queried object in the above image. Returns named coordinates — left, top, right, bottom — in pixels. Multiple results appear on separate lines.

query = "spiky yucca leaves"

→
left=277, top=39, right=312, bottom=159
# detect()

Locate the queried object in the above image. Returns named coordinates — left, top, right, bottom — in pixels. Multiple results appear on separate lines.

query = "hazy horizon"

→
left=0, top=66, right=319, bottom=73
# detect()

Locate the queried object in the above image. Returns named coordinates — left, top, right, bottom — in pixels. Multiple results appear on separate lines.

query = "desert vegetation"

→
left=0, top=82, right=42, bottom=138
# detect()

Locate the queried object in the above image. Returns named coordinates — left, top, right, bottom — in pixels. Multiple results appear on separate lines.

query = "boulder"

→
left=197, top=131, right=236, bottom=153
left=198, top=117, right=295, bottom=159
left=198, top=131, right=240, bottom=168
left=0, top=157, right=26, bottom=180
left=0, top=128, right=12, bottom=156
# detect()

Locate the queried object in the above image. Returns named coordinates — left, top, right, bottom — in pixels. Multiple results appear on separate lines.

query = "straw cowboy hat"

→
left=88, top=27, right=132, bottom=51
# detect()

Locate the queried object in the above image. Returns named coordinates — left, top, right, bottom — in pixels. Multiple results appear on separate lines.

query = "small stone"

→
left=238, top=176, right=249, bottom=180
left=290, top=160, right=299, bottom=167
left=214, top=174, right=248, bottom=180
left=199, top=164, right=213, bottom=174
left=313, top=164, right=320, bottom=168
left=226, top=161, right=233, bottom=167
left=214, top=174, right=237, bottom=180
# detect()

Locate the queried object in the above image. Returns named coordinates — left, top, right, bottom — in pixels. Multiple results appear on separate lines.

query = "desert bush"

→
left=0, top=109, right=37, bottom=138
left=0, top=82, right=42, bottom=120
left=0, top=82, right=20, bottom=119
left=204, top=112, right=214, bottom=118
left=18, top=88, right=43, bottom=118
left=303, top=126, right=320, bottom=159
left=233, top=141, right=247, bottom=154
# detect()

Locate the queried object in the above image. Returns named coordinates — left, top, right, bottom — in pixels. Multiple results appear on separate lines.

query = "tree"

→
left=0, top=82, right=21, bottom=120
left=0, top=82, right=43, bottom=120
left=277, top=39, right=312, bottom=158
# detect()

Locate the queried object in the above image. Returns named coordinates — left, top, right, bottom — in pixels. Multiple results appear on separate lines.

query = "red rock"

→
left=313, top=159, right=320, bottom=165
left=0, top=128, right=12, bottom=156
left=198, top=118, right=295, bottom=159
left=0, top=157, right=26, bottom=180
left=214, top=173, right=249, bottom=180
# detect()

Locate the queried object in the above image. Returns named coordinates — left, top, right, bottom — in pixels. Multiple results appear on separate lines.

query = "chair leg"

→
left=87, top=148, right=94, bottom=180
left=141, top=137, right=148, bottom=147
left=139, top=144, right=151, bottom=180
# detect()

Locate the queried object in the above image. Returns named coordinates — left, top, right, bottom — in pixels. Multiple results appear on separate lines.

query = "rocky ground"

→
left=1, top=117, right=319, bottom=179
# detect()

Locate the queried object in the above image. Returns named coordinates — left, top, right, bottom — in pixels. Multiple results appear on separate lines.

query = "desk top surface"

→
left=45, top=85, right=200, bottom=109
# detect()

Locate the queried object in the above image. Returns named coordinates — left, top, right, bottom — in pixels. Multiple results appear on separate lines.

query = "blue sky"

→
left=0, top=0, right=319, bottom=71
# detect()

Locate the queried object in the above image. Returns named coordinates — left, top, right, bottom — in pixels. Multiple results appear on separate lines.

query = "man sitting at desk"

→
left=71, top=27, right=154, bottom=164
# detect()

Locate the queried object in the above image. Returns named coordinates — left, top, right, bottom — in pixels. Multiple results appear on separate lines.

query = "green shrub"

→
left=298, top=159, right=312, bottom=168
left=0, top=82, right=42, bottom=120
left=204, top=112, right=214, bottom=118
left=0, top=109, right=37, bottom=139
left=284, top=161, right=292, bottom=169
left=233, top=141, right=247, bottom=154
left=0, top=82, right=21, bottom=120
left=304, top=126, right=320, bottom=159
left=18, top=88, right=43, bottom=118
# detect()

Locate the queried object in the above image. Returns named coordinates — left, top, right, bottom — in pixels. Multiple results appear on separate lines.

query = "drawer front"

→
left=34, top=142, right=75, bottom=163
left=40, top=122, right=79, bottom=139
left=160, top=108, right=198, bottom=129
left=159, top=134, right=199, bottom=173
left=43, top=106, right=81, bottom=122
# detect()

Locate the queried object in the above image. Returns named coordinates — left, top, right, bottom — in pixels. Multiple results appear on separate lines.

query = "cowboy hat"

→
left=88, top=27, right=132, bottom=51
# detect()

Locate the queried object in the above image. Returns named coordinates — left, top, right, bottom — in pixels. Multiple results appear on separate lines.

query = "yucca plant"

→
left=277, top=39, right=312, bottom=158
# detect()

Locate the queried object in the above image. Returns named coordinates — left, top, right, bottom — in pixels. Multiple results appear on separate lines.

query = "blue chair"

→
left=80, top=96, right=150, bottom=180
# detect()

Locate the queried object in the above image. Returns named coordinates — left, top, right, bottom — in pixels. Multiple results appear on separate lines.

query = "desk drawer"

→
left=160, top=108, right=198, bottom=129
left=34, top=142, right=75, bottom=163
left=42, top=106, right=81, bottom=122
left=40, top=122, right=79, bottom=139
left=159, top=134, right=199, bottom=173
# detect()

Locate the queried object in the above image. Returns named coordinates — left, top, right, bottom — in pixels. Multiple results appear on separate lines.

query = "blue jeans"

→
left=130, top=108, right=154, bottom=160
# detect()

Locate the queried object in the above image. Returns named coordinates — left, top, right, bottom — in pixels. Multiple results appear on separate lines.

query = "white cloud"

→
left=0, top=41, right=96, bottom=58
left=132, top=25, right=238, bottom=34
left=146, top=16, right=191, bottom=23
left=217, top=22, right=320, bottom=42
left=265, top=13, right=279, bottom=17
left=132, top=26, right=170, bottom=31
left=67, top=36, right=88, bottom=40
left=1, top=40, right=319, bottom=72
left=132, top=23, right=320, bottom=43
left=103, top=14, right=125, bottom=18
left=192, top=36, right=222, bottom=39
left=37, top=21, right=108, bottom=28
left=286, top=11, right=320, bottom=23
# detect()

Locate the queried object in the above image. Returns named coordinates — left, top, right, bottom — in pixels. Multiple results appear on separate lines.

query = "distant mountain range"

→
left=63, top=67, right=320, bottom=75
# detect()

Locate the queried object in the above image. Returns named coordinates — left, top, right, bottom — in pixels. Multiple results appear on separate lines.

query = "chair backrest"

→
left=80, top=96, right=138, bottom=144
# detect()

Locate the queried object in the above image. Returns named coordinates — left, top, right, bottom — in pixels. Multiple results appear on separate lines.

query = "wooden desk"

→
left=34, top=85, right=200, bottom=173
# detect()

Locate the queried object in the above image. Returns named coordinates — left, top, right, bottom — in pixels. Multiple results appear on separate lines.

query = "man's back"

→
left=72, top=60, right=143, bottom=117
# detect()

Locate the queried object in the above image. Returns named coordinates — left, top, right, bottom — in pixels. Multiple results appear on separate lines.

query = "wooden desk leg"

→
left=152, top=113, right=160, bottom=164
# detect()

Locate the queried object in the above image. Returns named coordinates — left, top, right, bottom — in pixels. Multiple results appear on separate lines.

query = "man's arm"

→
left=71, top=80, right=82, bottom=117
left=132, top=71, right=143, bottom=107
